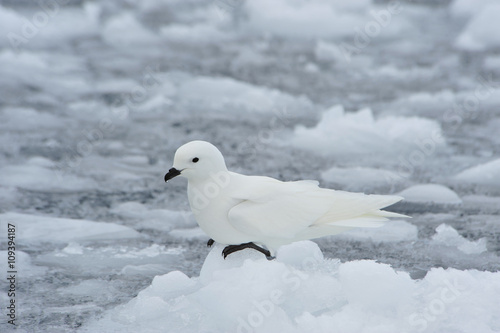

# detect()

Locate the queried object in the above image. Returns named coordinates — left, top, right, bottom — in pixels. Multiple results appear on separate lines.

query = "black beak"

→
left=164, top=168, right=181, bottom=182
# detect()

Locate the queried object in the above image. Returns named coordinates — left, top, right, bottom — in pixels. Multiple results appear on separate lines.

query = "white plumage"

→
left=165, top=140, right=407, bottom=256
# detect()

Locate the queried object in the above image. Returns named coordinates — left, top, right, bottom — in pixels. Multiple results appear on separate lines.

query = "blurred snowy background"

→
left=1, top=0, right=500, bottom=332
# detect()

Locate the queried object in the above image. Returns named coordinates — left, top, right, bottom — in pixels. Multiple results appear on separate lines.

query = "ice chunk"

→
left=389, top=90, right=457, bottom=117
left=398, top=184, right=462, bottom=205
left=120, top=264, right=172, bottom=277
left=0, top=186, right=19, bottom=207
left=321, top=166, right=406, bottom=191
left=340, top=260, right=414, bottom=314
left=0, top=107, right=64, bottom=131
left=59, top=279, right=114, bottom=297
left=462, top=195, right=500, bottom=214
left=455, top=4, right=500, bottom=51
left=432, top=224, right=487, bottom=254
left=276, top=241, right=324, bottom=268
left=484, top=55, right=500, bottom=71
left=241, top=0, right=373, bottom=39
left=102, top=12, right=159, bottom=47
left=0, top=212, right=141, bottom=244
left=0, top=157, right=97, bottom=192
left=289, top=105, right=444, bottom=158
left=161, top=23, right=232, bottom=43
left=0, top=250, right=46, bottom=277
left=199, top=243, right=266, bottom=284
left=169, top=227, right=207, bottom=240
left=453, top=158, right=500, bottom=187
left=62, top=242, right=85, bottom=255
left=37, top=244, right=181, bottom=276
left=0, top=5, right=24, bottom=47
left=315, top=40, right=347, bottom=63
left=450, top=0, right=498, bottom=19
left=314, top=40, right=374, bottom=67
left=337, top=220, right=418, bottom=243
left=176, top=75, right=313, bottom=114
left=111, top=202, right=196, bottom=231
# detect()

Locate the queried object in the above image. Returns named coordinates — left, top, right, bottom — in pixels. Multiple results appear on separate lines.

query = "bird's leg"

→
left=222, top=242, right=274, bottom=259
left=207, top=239, right=215, bottom=247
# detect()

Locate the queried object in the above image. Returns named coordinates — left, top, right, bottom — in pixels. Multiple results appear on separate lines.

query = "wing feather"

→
left=227, top=175, right=404, bottom=241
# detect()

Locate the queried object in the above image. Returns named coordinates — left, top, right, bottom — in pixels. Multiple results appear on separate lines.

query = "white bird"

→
left=165, top=140, right=407, bottom=258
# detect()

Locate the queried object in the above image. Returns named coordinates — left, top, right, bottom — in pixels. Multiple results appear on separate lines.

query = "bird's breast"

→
left=187, top=181, right=250, bottom=244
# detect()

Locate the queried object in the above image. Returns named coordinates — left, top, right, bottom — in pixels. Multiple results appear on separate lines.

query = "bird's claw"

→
left=221, top=242, right=272, bottom=259
left=207, top=239, right=215, bottom=247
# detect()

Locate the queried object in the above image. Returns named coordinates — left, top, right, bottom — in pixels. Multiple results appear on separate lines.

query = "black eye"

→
left=192, top=157, right=199, bottom=163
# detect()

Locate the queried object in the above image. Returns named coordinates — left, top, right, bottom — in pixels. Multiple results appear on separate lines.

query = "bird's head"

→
left=164, top=140, right=228, bottom=183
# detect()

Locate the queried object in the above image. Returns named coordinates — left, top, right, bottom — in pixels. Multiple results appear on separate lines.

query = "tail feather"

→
left=372, top=210, right=410, bottom=218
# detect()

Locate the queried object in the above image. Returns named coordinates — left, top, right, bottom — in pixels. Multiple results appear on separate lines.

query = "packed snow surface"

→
left=84, top=241, right=500, bottom=333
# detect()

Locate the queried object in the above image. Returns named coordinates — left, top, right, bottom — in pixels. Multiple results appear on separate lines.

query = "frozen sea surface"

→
left=1, top=0, right=500, bottom=332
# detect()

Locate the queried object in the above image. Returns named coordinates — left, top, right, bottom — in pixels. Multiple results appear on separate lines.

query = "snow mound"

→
left=290, top=105, right=444, bottom=158
left=321, top=166, right=406, bottom=191
left=453, top=158, right=500, bottom=187
left=455, top=4, right=500, bottom=51
left=432, top=224, right=487, bottom=254
left=0, top=212, right=141, bottom=244
left=0, top=157, right=97, bottom=192
left=84, top=241, right=500, bottom=333
left=398, top=184, right=462, bottom=205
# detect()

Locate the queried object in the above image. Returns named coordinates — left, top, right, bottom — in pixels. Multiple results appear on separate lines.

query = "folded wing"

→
left=227, top=177, right=405, bottom=241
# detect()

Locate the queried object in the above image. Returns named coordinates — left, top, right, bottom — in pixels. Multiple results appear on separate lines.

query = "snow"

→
left=398, top=184, right=462, bottom=205
left=455, top=3, right=500, bottom=51
left=432, top=224, right=487, bottom=255
left=84, top=241, right=500, bottom=333
left=289, top=105, right=445, bottom=159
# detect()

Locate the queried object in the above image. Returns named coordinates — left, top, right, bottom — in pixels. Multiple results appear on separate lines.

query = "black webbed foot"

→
left=222, top=242, right=272, bottom=259
left=207, top=239, right=215, bottom=247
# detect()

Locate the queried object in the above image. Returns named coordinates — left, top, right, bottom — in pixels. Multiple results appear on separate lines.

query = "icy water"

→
left=1, top=0, right=500, bottom=332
